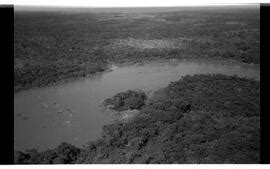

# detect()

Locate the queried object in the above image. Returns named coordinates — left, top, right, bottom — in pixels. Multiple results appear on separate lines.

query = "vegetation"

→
left=14, top=6, right=259, bottom=92
left=14, top=142, right=81, bottom=164
left=103, top=90, right=147, bottom=111
left=15, top=74, right=260, bottom=164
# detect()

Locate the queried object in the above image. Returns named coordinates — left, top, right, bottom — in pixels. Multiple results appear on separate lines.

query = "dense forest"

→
left=15, top=74, right=260, bottom=164
left=14, top=6, right=260, bottom=164
left=14, top=7, right=259, bottom=92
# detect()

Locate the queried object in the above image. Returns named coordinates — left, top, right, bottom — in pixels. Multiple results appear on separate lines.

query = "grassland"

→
left=14, top=6, right=259, bottom=92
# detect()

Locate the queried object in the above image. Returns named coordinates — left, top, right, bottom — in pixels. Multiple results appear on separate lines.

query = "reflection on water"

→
left=14, top=59, right=260, bottom=151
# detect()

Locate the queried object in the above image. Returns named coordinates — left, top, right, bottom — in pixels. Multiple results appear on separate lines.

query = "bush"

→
left=104, top=90, right=147, bottom=111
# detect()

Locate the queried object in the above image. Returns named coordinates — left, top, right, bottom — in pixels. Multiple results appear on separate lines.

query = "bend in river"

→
left=14, top=58, right=260, bottom=151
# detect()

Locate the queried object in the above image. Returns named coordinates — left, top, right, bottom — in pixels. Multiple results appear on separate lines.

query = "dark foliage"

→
left=14, top=7, right=259, bottom=92
left=103, top=90, right=147, bottom=111
left=15, top=142, right=81, bottom=164
left=15, top=74, right=260, bottom=164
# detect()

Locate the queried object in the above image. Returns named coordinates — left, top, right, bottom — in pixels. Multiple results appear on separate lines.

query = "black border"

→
left=260, top=4, right=270, bottom=164
left=0, top=5, right=14, bottom=164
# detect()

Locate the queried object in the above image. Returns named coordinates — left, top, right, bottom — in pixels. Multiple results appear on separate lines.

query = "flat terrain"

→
left=14, top=6, right=259, bottom=92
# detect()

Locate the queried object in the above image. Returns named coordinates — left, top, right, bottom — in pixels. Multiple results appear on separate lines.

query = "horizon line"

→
left=14, top=3, right=259, bottom=9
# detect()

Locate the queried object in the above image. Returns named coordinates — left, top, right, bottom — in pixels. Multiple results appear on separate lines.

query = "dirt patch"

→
left=96, top=13, right=157, bottom=21
left=110, top=38, right=189, bottom=50
left=225, top=21, right=246, bottom=26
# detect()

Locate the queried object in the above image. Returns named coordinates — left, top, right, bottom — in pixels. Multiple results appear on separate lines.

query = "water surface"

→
left=14, top=59, right=260, bottom=151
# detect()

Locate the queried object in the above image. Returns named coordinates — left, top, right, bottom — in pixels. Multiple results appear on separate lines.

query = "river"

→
left=14, top=58, right=260, bottom=151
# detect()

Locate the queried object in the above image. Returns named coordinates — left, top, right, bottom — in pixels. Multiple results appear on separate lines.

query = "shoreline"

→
left=15, top=74, right=260, bottom=164
left=14, top=57, right=260, bottom=94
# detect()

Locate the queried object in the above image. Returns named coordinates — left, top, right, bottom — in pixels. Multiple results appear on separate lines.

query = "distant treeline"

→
left=14, top=8, right=259, bottom=92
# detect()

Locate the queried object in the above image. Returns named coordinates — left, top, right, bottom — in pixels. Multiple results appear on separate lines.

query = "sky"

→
left=3, top=0, right=264, bottom=7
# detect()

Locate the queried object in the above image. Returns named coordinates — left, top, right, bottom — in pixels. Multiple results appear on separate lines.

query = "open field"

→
left=14, top=6, right=259, bottom=92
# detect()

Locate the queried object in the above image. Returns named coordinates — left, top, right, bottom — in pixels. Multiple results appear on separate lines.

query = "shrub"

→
left=104, top=90, right=147, bottom=111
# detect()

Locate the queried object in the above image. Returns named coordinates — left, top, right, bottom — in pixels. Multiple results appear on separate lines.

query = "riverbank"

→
left=14, top=56, right=260, bottom=94
left=15, top=7, right=259, bottom=92
left=15, top=74, right=260, bottom=164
